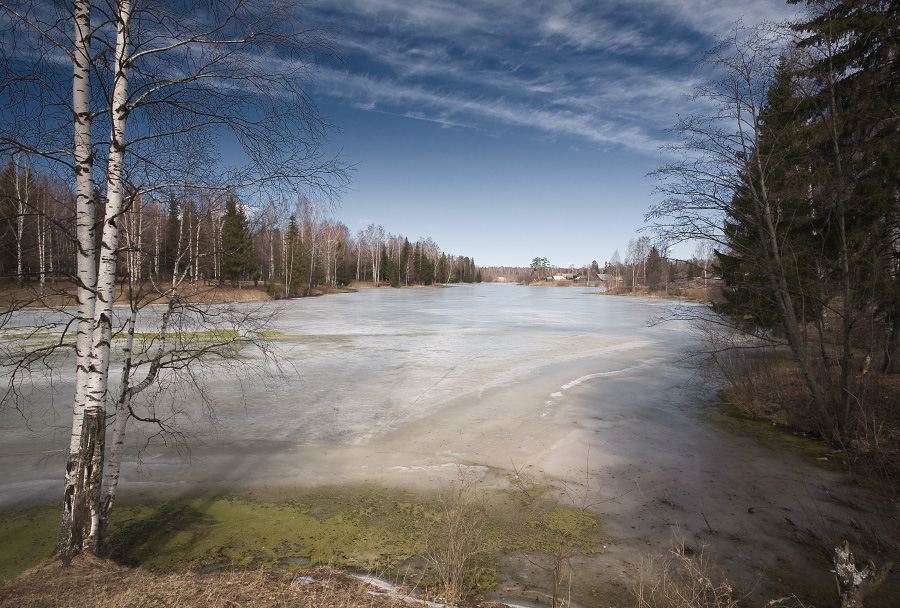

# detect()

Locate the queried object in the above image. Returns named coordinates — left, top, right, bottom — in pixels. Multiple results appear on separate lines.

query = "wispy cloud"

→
left=306, top=0, right=799, bottom=153
left=315, top=67, right=662, bottom=152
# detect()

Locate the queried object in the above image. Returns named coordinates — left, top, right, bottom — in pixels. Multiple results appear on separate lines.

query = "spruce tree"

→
left=412, top=242, right=422, bottom=285
left=400, top=238, right=410, bottom=285
left=791, top=0, right=900, bottom=373
left=438, top=253, right=448, bottom=283
left=221, top=196, right=250, bottom=287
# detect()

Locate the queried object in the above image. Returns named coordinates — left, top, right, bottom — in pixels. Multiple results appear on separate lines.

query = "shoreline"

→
left=0, top=280, right=458, bottom=309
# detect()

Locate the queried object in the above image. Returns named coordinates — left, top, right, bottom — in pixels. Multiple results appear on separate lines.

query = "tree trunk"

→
left=59, top=0, right=98, bottom=559
left=752, top=148, right=829, bottom=423
left=64, top=0, right=134, bottom=559
left=38, top=179, right=46, bottom=297
left=884, top=301, right=900, bottom=373
left=56, top=407, right=105, bottom=560
left=100, top=299, right=170, bottom=545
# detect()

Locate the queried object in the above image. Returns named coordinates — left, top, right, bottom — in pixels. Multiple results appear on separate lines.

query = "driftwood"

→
left=833, top=540, right=892, bottom=608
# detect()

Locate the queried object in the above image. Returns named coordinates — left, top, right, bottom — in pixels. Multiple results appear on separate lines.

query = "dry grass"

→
left=421, top=470, right=493, bottom=605
left=717, top=351, right=900, bottom=485
left=0, top=555, right=463, bottom=608
left=634, top=540, right=747, bottom=608
left=601, top=285, right=715, bottom=302
left=0, top=279, right=273, bottom=308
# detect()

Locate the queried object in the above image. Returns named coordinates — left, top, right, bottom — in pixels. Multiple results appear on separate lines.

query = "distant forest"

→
left=0, top=163, right=481, bottom=298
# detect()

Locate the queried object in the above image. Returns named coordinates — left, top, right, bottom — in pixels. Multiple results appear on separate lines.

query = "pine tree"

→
left=400, top=238, right=410, bottom=285
left=221, top=196, right=250, bottom=287
left=285, top=214, right=308, bottom=296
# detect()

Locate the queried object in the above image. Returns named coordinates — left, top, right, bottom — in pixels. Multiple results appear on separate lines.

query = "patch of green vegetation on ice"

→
left=0, top=503, right=58, bottom=580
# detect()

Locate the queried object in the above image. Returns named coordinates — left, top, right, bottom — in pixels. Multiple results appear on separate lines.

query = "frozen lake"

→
left=0, top=283, right=874, bottom=598
left=1, top=283, right=693, bottom=502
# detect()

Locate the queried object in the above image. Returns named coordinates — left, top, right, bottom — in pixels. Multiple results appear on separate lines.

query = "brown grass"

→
left=0, top=279, right=274, bottom=308
left=718, top=353, right=900, bottom=485
left=601, top=285, right=715, bottom=302
left=0, top=555, right=474, bottom=608
left=634, top=541, right=745, bottom=608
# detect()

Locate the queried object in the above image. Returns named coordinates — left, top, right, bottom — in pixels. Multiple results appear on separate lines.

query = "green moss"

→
left=125, top=329, right=242, bottom=343
left=102, top=489, right=431, bottom=573
left=0, top=483, right=603, bottom=599
left=712, top=405, right=841, bottom=469
left=0, top=503, right=58, bottom=580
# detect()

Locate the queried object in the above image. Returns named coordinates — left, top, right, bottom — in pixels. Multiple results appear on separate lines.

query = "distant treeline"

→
left=0, top=161, right=481, bottom=297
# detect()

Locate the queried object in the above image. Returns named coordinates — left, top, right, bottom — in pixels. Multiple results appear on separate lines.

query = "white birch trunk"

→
left=58, top=0, right=99, bottom=560
left=80, top=0, right=134, bottom=553
left=153, top=202, right=160, bottom=278
left=136, top=196, right=143, bottom=283
left=268, top=230, right=275, bottom=283
left=37, top=178, right=46, bottom=295
left=100, top=298, right=172, bottom=543
left=13, top=162, right=26, bottom=288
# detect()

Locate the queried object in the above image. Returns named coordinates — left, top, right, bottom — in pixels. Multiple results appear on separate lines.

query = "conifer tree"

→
left=221, top=197, right=251, bottom=287
left=400, top=238, right=411, bottom=285
left=790, top=0, right=900, bottom=372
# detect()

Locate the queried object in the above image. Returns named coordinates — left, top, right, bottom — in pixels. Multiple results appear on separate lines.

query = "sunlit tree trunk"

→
left=78, top=0, right=134, bottom=555
left=57, top=0, right=98, bottom=561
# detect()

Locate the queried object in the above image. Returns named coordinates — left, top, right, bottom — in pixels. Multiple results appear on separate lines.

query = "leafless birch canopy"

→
left=1, top=0, right=348, bottom=198
left=1, top=0, right=348, bottom=559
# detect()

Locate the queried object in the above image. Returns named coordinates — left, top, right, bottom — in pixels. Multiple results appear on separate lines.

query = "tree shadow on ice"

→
left=103, top=498, right=218, bottom=568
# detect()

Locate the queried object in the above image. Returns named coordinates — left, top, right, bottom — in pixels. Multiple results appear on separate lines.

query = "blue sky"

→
left=302, top=0, right=799, bottom=268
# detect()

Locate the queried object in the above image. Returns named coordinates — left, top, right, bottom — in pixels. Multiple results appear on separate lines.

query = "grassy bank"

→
left=1, top=482, right=602, bottom=606
left=599, top=285, right=712, bottom=302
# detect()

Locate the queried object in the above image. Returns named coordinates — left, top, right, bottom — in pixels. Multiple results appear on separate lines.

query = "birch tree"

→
left=1, top=0, right=346, bottom=559
left=647, top=23, right=830, bottom=418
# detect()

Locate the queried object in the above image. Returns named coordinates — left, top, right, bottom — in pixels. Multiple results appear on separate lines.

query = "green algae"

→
left=125, top=329, right=243, bottom=343
left=710, top=404, right=841, bottom=470
left=0, top=503, right=58, bottom=580
left=102, top=489, right=429, bottom=572
left=0, top=484, right=602, bottom=593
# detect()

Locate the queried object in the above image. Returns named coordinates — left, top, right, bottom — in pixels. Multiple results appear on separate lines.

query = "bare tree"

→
left=646, top=23, right=827, bottom=416
left=1, top=0, right=347, bottom=559
left=694, top=241, right=715, bottom=291
left=609, top=249, right=621, bottom=287
left=363, top=223, right=385, bottom=285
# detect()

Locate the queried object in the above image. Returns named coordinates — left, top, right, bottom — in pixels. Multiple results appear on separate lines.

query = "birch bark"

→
left=57, top=0, right=98, bottom=560
left=78, top=0, right=134, bottom=554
